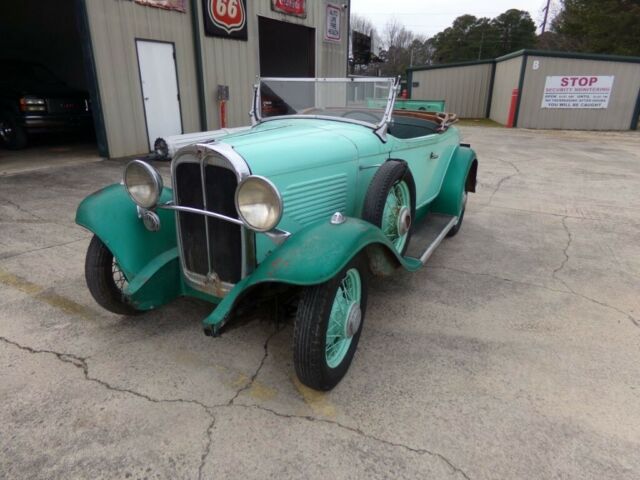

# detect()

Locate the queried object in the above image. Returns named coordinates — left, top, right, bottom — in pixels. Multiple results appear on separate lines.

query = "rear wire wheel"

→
left=85, top=235, right=139, bottom=315
left=293, top=253, right=369, bottom=391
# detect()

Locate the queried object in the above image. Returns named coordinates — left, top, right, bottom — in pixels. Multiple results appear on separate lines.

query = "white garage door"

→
left=136, top=40, right=183, bottom=150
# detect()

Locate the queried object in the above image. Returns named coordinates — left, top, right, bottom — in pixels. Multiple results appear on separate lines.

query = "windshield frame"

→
left=250, top=77, right=400, bottom=141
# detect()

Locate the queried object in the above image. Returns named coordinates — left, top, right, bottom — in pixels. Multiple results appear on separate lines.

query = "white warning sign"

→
left=541, top=75, right=614, bottom=109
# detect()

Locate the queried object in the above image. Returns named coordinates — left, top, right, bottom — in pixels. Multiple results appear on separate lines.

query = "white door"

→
left=136, top=40, right=182, bottom=150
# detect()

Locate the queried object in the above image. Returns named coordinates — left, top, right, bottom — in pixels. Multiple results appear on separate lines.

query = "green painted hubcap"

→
left=382, top=180, right=411, bottom=253
left=325, top=268, right=362, bottom=368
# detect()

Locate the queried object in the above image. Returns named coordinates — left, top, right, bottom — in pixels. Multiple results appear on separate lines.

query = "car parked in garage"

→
left=76, top=77, right=478, bottom=391
left=0, top=59, right=92, bottom=149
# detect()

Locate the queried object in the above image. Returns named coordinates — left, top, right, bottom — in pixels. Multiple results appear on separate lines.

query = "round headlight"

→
left=235, top=176, right=282, bottom=232
left=123, top=160, right=163, bottom=209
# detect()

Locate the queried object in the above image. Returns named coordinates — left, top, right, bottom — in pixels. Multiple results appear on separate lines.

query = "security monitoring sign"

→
left=541, top=76, right=614, bottom=109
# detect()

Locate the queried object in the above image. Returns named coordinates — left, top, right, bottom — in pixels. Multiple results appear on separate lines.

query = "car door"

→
left=389, top=129, right=458, bottom=209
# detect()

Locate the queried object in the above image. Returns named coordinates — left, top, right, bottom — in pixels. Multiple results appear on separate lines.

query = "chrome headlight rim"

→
left=123, top=159, right=163, bottom=209
left=234, top=175, right=283, bottom=232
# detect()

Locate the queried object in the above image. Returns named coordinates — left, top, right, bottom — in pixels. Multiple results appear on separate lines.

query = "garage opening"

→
left=258, top=17, right=315, bottom=77
left=0, top=0, right=106, bottom=174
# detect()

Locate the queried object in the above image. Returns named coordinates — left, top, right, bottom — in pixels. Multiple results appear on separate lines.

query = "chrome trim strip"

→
left=419, top=216, right=458, bottom=265
left=157, top=203, right=244, bottom=225
left=200, top=156, right=213, bottom=275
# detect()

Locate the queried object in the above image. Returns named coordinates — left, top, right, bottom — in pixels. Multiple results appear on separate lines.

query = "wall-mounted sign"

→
left=202, top=0, right=248, bottom=40
left=324, top=3, right=341, bottom=42
left=133, top=0, right=186, bottom=12
left=271, top=0, right=306, bottom=18
left=541, top=75, right=614, bottom=109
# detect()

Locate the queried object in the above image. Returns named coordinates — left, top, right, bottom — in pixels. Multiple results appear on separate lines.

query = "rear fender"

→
left=202, top=217, right=422, bottom=334
left=430, top=145, right=477, bottom=216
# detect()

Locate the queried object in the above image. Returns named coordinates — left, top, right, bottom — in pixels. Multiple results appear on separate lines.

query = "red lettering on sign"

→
left=209, top=0, right=245, bottom=34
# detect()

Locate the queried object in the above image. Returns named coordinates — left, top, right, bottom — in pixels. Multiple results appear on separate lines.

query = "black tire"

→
left=84, top=235, right=139, bottom=315
left=362, top=160, right=416, bottom=256
left=446, top=190, right=467, bottom=238
left=293, top=253, right=369, bottom=391
left=0, top=112, right=28, bottom=150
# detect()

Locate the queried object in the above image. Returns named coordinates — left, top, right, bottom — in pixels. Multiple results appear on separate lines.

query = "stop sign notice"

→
left=542, top=75, right=615, bottom=109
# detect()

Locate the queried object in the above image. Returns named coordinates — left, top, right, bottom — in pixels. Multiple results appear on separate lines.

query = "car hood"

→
left=219, top=118, right=384, bottom=176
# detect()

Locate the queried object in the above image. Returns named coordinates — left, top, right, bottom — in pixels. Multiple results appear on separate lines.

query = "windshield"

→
left=254, top=77, right=398, bottom=128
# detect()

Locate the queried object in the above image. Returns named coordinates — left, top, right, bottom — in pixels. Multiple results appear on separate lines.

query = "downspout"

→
left=190, top=0, right=207, bottom=131
left=346, top=1, right=351, bottom=76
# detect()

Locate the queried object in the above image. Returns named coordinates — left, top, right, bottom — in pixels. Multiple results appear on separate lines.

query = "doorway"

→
left=258, top=17, right=315, bottom=77
left=135, top=40, right=183, bottom=150
left=0, top=0, right=105, bottom=167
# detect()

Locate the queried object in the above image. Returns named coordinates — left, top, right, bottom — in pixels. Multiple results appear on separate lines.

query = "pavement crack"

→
left=487, top=158, right=520, bottom=206
left=430, top=265, right=639, bottom=329
left=197, top=412, right=216, bottom=480
left=227, top=403, right=471, bottom=480
left=552, top=216, right=572, bottom=281
left=0, top=335, right=216, bottom=408
left=0, top=238, right=87, bottom=262
left=227, top=325, right=282, bottom=405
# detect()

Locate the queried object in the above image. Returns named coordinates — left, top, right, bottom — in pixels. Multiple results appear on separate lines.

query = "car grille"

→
left=174, top=159, right=243, bottom=285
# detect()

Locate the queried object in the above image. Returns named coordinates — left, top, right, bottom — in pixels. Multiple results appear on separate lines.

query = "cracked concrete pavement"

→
left=1, top=126, right=639, bottom=479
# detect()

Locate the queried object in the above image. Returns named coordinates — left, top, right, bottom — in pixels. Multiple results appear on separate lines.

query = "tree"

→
left=377, top=19, right=428, bottom=76
left=551, top=0, right=640, bottom=55
left=428, top=10, right=536, bottom=64
left=491, top=9, right=537, bottom=54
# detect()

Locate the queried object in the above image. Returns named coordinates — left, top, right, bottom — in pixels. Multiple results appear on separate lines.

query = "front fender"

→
left=203, top=217, right=422, bottom=333
left=75, top=183, right=185, bottom=310
left=430, top=145, right=477, bottom=216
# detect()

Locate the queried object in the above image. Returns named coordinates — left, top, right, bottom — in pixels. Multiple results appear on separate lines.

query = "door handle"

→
left=144, top=97, right=149, bottom=101
left=429, top=152, right=439, bottom=159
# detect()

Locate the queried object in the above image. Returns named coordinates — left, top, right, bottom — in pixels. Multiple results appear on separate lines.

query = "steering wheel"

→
left=341, top=110, right=381, bottom=122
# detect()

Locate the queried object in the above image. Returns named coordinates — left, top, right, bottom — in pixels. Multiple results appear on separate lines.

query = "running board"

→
left=405, top=213, right=458, bottom=265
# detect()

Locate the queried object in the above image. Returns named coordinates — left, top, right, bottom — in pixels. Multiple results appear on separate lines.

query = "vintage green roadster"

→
left=76, top=77, right=477, bottom=390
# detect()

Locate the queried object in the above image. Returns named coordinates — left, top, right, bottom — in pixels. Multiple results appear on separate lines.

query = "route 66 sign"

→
left=202, top=0, right=248, bottom=40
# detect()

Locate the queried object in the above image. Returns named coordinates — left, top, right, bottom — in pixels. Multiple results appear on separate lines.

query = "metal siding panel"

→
left=519, top=56, right=640, bottom=130
left=490, top=56, right=523, bottom=125
left=85, top=0, right=199, bottom=158
left=200, top=0, right=348, bottom=130
left=86, top=0, right=347, bottom=157
left=410, top=63, right=492, bottom=117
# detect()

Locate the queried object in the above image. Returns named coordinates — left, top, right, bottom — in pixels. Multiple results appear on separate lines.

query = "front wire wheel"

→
left=293, top=253, right=369, bottom=390
left=85, top=235, right=139, bottom=315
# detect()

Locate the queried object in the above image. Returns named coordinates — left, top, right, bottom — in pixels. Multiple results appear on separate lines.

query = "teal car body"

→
left=76, top=77, right=477, bottom=389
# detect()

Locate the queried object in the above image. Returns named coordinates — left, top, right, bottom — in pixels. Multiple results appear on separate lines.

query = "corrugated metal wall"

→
left=410, top=63, right=493, bottom=118
left=518, top=56, right=640, bottom=130
left=86, top=0, right=200, bottom=158
left=198, top=0, right=348, bottom=132
left=489, top=56, right=523, bottom=125
left=86, top=0, right=348, bottom=158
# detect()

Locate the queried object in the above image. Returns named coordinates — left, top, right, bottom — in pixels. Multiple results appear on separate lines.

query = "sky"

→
left=350, top=0, right=550, bottom=39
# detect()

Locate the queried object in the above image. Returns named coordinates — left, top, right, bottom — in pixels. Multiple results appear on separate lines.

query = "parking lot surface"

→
left=1, top=127, right=639, bottom=479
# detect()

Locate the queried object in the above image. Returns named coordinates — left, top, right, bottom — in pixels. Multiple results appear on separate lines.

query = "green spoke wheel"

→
left=293, top=253, right=369, bottom=391
left=381, top=180, right=411, bottom=253
left=325, top=268, right=362, bottom=368
left=362, top=160, right=415, bottom=256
